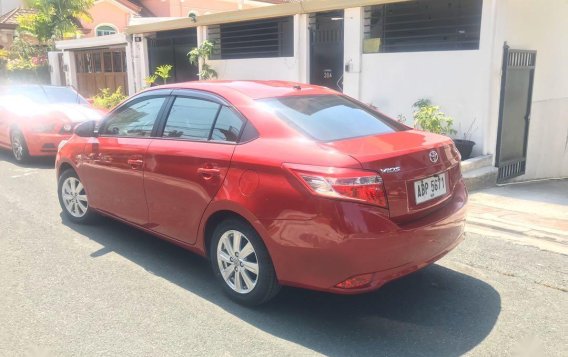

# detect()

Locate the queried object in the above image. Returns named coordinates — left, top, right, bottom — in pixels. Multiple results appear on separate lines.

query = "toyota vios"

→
left=56, top=81, right=467, bottom=305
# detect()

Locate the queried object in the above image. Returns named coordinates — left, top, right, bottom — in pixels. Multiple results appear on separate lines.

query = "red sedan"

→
left=0, top=85, right=102, bottom=162
left=56, top=81, right=467, bottom=305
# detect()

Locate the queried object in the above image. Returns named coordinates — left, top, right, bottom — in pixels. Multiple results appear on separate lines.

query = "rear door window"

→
left=211, top=107, right=244, bottom=142
left=163, top=97, right=220, bottom=140
left=257, top=95, right=404, bottom=141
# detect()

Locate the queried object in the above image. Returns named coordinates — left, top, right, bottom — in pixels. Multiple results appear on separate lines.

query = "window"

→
left=102, top=97, right=166, bottom=137
left=257, top=95, right=404, bottom=142
left=211, top=107, right=244, bottom=142
left=4, top=86, right=87, bottom=105
left=163, top=98, right=220, bottom=140
left=364, top=0, right=483, bottom=53
left=96, top=25, right=117, bottom=37
left=208, top=16, right=294, bottom=59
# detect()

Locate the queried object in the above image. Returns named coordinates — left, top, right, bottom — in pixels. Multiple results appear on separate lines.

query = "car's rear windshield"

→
left=3, top=86, right=87, bottom=105
left=257, top=95, right=405, bottom=142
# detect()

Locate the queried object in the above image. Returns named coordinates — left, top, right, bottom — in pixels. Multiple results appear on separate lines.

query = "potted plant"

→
left=411, top=99, right=457, bottom=136
left=402, top=99, right=476, bottom=161
left=453, top=119, right=477, bottom=160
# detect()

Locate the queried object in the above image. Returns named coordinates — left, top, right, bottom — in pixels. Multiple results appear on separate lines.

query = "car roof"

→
left=156, top=80, right=338, bottom=100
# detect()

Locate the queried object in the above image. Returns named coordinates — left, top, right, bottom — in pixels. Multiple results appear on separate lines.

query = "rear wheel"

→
left=58, top=169, right=98, bottom=224
left=11, top=130, right=30, bottom=163
left=210, top=218, right=280, bottom=306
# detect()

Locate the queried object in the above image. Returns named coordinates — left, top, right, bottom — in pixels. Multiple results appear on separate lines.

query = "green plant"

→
left=154, top=64, right=173, bottom=84
left=411, top=99, right=456, bottom=136
left=144, top=74, right=158, bottom=88
left=92, top=87, right=127, bottom=110
left=188, top=40, right=218, bottom=80
left=17, top=0, right=94, bottom=44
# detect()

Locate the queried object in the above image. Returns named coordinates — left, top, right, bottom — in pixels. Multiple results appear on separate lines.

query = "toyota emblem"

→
left=429, top=150, right=439, bottom=163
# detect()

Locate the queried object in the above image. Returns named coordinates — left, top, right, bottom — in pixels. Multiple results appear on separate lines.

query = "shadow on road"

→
left=63, top=215, right=501, bottom=356
left=0, top=149, right=55, bottom=169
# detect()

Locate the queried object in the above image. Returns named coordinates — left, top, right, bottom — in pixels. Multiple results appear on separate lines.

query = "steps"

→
left=460, top=155, right=498, bottom=191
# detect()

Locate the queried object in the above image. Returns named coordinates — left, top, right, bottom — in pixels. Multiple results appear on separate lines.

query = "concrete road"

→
left=0, top=151, right=566, bottom=357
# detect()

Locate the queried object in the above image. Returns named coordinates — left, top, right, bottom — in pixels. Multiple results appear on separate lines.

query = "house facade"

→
left=81, top=0, right=273, bottom=38
left=53, top=0, right=568, bottom=182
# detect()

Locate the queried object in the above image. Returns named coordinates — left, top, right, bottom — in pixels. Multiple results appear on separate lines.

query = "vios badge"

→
left=429, top=150, right=439, bottom=163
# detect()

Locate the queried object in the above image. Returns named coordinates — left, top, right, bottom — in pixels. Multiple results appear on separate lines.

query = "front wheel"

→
left=210, top=218, right=280, bottom=306
left=11, top=130, right=30, bottom=163
left=58, top=169, right=98, bottom=224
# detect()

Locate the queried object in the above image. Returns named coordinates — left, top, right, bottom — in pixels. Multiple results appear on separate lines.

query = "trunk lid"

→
left=324, top=130, right=462, bottom=221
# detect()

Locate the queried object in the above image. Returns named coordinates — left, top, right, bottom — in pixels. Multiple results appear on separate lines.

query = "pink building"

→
left=81, top=0, right=276, bottom=38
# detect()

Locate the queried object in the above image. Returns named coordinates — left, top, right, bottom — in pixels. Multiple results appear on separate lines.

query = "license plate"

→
left=414, top=173, right=448, bottom=205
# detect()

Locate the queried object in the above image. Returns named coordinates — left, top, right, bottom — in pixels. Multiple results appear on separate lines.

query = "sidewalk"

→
left=465, top=179, right=568, bottom=255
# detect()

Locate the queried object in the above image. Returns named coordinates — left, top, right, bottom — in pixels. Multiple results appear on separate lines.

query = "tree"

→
left=18, top=0, right=94, bottom=43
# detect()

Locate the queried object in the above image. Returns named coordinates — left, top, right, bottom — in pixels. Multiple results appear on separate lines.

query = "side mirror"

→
left=74, top=120, right=97, bottom=137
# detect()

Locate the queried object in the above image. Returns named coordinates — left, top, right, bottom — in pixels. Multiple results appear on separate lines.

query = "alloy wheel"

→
left=11, top=134, right=24, bottom=161
left=61, top=177, right=89, bottom=218
left=216, top=230, right=259, bottom=294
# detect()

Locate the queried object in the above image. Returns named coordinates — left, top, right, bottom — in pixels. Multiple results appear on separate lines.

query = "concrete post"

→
left=342, top=7, right=363, bottom=100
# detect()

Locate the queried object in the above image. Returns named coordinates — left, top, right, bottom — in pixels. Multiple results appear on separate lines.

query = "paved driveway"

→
left=0, top=152, right=566, bottom=356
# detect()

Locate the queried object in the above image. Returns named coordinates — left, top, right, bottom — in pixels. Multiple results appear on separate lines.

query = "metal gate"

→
left=148, top=29, right=198, bottom=83
left=309, top=11, right=344, bottom=91
left=495, top=43, right=537, bottom=182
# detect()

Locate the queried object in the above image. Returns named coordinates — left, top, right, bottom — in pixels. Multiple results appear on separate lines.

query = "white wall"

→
left=203, top=15, right=308, bottom=83
left=487, top=0, right=568, bottom=180
left=353, top=0, right=498, bottom=157
left=208, top=57, right=301, bottom=81
left=359, top=51, right=489, bottom=154
left=47, top=51, right=63, bottom=86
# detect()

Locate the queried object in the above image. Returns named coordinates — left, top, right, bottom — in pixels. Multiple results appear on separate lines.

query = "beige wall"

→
left=140, top=0, right=268, bottom=18
left=80, top=1, right=133, bottom=37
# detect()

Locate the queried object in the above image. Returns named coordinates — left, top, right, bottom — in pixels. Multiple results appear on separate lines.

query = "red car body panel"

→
left=0, top=89, right=102, bottom=157
left=56, top=80, right=467, bottom=294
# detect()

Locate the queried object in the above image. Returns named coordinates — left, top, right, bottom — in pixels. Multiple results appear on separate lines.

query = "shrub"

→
left=188, top=40, right=218, bottom=80
left=92, top=87, right=127, bottom=110
left=155, top=64, right=173, bottom=84
left=411, top=99, right=456, bottom=136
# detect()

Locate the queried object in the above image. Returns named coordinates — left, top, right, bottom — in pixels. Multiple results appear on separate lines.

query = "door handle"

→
left=197, top=167, right=221, bottom=178
left=127, top=159, right=144, bottom=169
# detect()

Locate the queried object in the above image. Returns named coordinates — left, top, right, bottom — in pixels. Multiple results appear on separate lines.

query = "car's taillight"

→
left=284, top=163, right=388, bottom=208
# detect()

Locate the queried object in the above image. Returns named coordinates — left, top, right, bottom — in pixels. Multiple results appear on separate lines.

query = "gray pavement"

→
left=0, top=151, right=566, bottom=356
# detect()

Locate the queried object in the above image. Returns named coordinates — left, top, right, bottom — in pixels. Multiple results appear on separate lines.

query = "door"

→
left=309, top=11, right=344, bottom=91
left=144, top=93, right=244, bottom=244
left=80, top=94, right=170, bottom=225
left=495, top=43, right=537, bottom=182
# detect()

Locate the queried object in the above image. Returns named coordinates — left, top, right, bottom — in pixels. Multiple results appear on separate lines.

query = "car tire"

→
left=58, top=169, right=98, bottom=224
left=210, top=218, right=281, bottom=306
left=10, top=129, right=30, bottom=163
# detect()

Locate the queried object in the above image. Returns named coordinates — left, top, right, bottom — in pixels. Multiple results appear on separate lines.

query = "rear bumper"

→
left=25, top=132, right=72, bottom=157
left=260, top=179, right=468, bottom=294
